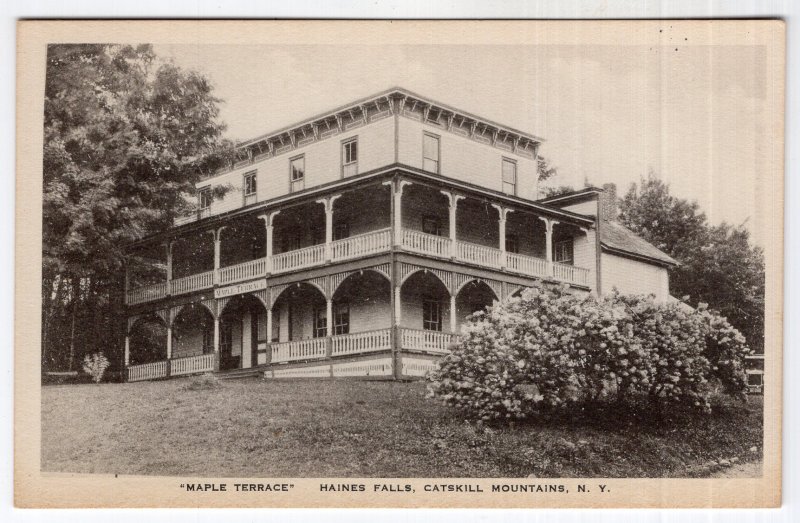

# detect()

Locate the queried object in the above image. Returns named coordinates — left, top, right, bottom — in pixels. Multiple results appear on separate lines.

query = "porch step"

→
left=215, top=366, right=267, bottom=380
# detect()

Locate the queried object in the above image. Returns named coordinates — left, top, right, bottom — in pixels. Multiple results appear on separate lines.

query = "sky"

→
left=154, top=42, right=771, bottom=245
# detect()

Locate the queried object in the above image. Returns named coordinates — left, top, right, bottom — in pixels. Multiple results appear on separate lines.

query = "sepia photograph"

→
left=14, top=19, right=784, bottom=508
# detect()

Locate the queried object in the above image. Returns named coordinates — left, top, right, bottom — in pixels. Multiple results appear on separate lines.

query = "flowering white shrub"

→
left=427, top=283, right=751, bottom=421
left=82, top=352, right=110, bottom=383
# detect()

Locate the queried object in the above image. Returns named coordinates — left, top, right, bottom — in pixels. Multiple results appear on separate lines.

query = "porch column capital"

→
left=315, top=193, right=342, bottom=214
left=538, top=216, right=559, bottom=233
left=258, top=210, right=281, bottom=227
left=396, top=179, right=412, bottom=196
left=440, top=190, right=465, bottom=208
left=490, top=203, right=513, bottom=222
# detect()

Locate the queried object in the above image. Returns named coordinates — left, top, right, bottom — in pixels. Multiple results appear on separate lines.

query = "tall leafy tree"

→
left=42, top=44, right=229, bottom=371
left=618, top=173, right=765, bottom=352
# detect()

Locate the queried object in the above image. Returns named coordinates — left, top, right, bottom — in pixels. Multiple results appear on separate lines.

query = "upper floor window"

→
left=311, top=224, right=324, bottom=245
left=342, top=138, right=358, bottom=177
left=334, top=303, right=350, bottom=335
left=506, top=233, right=519, bottom=254
left=290, top=155, right=305, bottom=193
left=282, top=229, right=302, bottom=252
left=334, top=222, right=350, bottom=241
left=502, top=158, right=517, bottom=195
left=554, top=239, right=574, bottom=264
left=423, top=298, right=443, bottom=332
left=423, top=132, right=440, bottom=173
left=244, top=171, right=257, bottom=196
left=198, top=187, right=212, bottom=210
left=422, top=215, right=443, bottom=236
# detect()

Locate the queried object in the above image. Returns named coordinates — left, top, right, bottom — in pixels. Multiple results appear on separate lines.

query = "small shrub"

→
left=183, top=373, right=222, bottom=391
left=427, top=282, right=751, bottom=422
left=82, top=352, right=111, bottom=383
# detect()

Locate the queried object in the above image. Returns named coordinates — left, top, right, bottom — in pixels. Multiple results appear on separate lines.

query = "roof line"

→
left=600, top=243, right=679, bottom=268
left=536, top=186, right=604, bottom=205
left=236, top=86, right=545, bottom=150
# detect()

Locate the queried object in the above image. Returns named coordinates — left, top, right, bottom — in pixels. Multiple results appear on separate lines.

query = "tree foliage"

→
left=427, top=284, right=751, bottom=422
left=617, top=173, right=765, bottom=352
left=42, top=44, right=228, bottom=371
left=536, top=156, right=558, bottom=183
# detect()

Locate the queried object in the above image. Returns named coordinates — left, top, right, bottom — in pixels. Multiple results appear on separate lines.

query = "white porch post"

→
left=166, top=325, right=173, bottom=360
left=326, top=298, right=334, bottom=336
left=316, top=194, right=341, bottom=262
left=124, top=335, right=130, bottom=366
left=213, top=316, right=220, bottom=354
left=539, top=217, right=558, bottom=277
left=441, top=190, right=464, bottom=258
left=258, top=211, right=280, bottom=274
left=394, top=286, right=402, bottom=324
left=265, top=308, right=273, bottom=343
left=393, top=180, right=412, bottom=246
left=449, top=294, right=457, bottom=333
left=491, top=204, right=512, bottom=268
left=211, top=227, right=225, bottom=285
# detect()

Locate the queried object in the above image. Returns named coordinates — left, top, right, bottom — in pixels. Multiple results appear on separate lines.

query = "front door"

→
left=219, top=321, right=239, bottom=371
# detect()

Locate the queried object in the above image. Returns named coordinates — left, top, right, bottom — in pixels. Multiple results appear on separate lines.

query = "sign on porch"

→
left=214, top=278, right=267, bottom=299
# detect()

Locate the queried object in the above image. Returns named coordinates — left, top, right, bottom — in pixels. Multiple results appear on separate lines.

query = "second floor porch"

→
left=125, top=172, right=596, bottom=306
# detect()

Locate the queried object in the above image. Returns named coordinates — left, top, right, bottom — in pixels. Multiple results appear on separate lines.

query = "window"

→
left=334, top=222, right=350, bottom=241
left=423, top=133, right=440, bottom=173
left=554, top=239, right=574, bottom=264
left=219, top=323, right=232, bottom=354
left=198, top=187, right=212, bottom=210
left=282, top=229, right=301, bottom=252
left=334, top=304, right=350, bottom=335
left=290, top=155, right=305, bottom=193
left=342, top=138, right=358, bottom=177
left=244, top=171, right=257, bottom=196
left=502, top=158, right=517, bottom=195
left=422, top=216, right=442, bottom=236
left=506, top=233, right=519, bottom=254
left=311, top=225, right=324, bottom=245
left=423, top=299, right=442, bottom=332
left=313, top=306, right=327, bottom=338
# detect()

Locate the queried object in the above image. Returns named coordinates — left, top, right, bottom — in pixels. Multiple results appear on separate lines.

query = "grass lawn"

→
left=41, top=377, right=763, bottom=478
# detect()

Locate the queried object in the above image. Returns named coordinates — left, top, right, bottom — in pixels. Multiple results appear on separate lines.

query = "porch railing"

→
left=127, top=360, right=168, bottom=382
left=126, top=282, right=167, bottom=305
left=272, top=244, right=325, bottom=274
left=271, top=338, right=327, bottom=363
left=170, top=353, right=216, bottom=377
left=457, top=241, right=501, bottom=268
left=169, top=270, right=214, bottom=296
left=507, top=252, right=549, bottom=279
left=402, top=228, right=451, bottom=258
left=331, top=328, right=392, bottom=357
left=332, top=228, right=392, bottom=261
left=218, top=258, right=267, bottom=285
left=400, top=328, right=458, bottom=354
left=553, top=263, right=590, bottom=286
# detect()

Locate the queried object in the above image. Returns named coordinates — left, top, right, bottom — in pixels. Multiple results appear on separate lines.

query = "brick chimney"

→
left=599, top=183, right=617, bottom=222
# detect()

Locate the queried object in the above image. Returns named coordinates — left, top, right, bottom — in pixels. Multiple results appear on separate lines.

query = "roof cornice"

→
left=216, top=87, right=544, bottom=177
